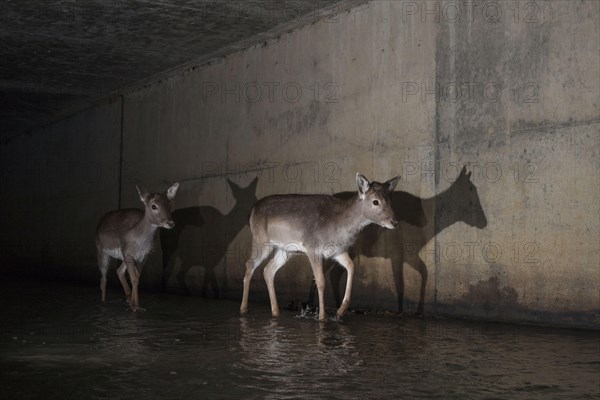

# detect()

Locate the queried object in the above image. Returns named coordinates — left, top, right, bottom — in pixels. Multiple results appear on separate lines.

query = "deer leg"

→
left=240, top=243, right=272, bottom=315
left=263, top=248, right=287, bottom=318
left=116, top=262, right=132, bottom=303
left=329, top=261, right=345, bottom=308
left=333, top=252, right=354, bottom=319
left=308, top=253, right=327, bottom=321
left=97, top=251, right=110, bottom=302
left=125, top=260, right=141, bottom=311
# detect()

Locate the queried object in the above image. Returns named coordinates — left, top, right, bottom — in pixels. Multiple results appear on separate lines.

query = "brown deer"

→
left=240, top=173, right=400, bottom=321
left=95, top=183, right=179, bottom=310
left=327, top=166, right=487, bottom=315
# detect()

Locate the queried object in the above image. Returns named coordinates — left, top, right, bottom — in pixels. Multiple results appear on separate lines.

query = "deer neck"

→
left=135, top=212, right=159, bottom=240
left=338, top=196, right=373, bottom=244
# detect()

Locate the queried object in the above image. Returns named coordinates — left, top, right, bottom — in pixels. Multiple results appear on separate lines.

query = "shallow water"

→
left=1, top=278, right=598, bottom=400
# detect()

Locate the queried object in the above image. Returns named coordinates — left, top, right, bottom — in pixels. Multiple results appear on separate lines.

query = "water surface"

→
left=1, top=279, right=598, bottom=399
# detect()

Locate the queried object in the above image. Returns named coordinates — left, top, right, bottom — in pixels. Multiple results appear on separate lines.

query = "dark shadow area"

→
left=312, top=166, right=487, bottom=315
left=160, top=177, right=258, bottom=297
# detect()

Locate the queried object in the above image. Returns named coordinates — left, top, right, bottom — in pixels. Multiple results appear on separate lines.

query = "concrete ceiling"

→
left=0, top=0, right=346, bottom=140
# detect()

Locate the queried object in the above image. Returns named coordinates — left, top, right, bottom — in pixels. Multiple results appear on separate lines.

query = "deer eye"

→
left=151, top=204, right=158, bottom=210
left=373, top=200, right=379, bottom=206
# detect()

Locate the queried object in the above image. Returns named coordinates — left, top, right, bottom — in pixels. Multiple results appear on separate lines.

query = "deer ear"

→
left=386, top=175, right=401, bottom=192
left=137, top=185, right=150, bottom=204
left=356, top=173, right=370, bottom=199
left=166, top=182, right=179, bottom=200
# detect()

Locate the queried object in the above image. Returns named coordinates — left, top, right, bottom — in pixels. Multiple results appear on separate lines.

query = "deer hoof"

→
left=332, top=314, right=343, bottom=323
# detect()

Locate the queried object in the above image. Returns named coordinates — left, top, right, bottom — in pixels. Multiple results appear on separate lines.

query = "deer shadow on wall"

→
left=160, top=177, right=258, bottom=297
left=319, top=166, right=487, bottom=315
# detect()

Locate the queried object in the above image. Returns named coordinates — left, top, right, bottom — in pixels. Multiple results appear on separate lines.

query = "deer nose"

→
left=391, top=219, right=398, bottom=228
left=165, top=220, right=175, bottom=229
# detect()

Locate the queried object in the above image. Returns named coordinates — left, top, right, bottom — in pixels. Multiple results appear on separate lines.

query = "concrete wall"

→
left=121, top=0, right=439, bottom=306
left=432, top=0, right=599, bottom=326
left=1, top=1, right=598, bottom=328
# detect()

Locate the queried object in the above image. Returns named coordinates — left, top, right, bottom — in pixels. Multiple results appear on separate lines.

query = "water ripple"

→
left=1, top=279, right=598, bottom=400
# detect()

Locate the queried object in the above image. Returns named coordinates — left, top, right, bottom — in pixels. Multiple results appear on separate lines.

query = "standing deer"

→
left=327, top=166, right=487, bottom=315
left=160, top=177, right=258, bottom=296
left=95, top=183, right=179, bottom=310
left=240, top=173, right=401, bottom=321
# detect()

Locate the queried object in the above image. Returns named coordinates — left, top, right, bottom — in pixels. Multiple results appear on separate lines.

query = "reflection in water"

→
left=1, top=279, right=598, bottom=400
left=236, top=318, right=361, bottom=398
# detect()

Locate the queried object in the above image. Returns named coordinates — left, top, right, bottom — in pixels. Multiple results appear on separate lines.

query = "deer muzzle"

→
left=381, top=218, right=398, bottom=229
left=163, top=220, right=175, bottom=229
